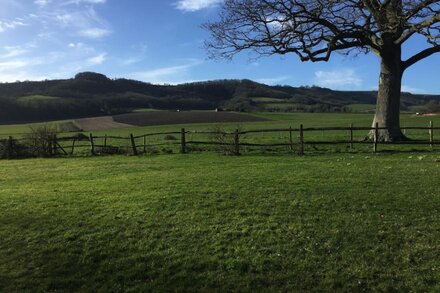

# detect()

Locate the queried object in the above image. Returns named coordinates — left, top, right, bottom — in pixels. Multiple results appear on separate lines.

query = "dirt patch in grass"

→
left=411, top=113, right=440, bottom=117
left=113, top=111, right=268, bottom=126
left=73, top=116, right=134, bottom=131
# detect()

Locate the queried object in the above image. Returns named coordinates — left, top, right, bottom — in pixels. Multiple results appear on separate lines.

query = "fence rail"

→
left=1, top=122, right=438, bottom=159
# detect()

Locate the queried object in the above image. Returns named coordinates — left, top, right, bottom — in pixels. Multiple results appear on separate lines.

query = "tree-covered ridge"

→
left=0, top=72, right=438, bottom=123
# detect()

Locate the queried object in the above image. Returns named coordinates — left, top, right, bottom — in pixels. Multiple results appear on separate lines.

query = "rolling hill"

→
left=0, top=72, right=439, bottom=123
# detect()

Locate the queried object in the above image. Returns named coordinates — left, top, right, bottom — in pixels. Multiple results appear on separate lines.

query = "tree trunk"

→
left=369, top=45, right=405, bottom=142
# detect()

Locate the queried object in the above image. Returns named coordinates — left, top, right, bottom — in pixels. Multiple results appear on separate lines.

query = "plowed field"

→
left=73, top=116, right=134, bottom=131
left=113, top=111, right=267, bottom=126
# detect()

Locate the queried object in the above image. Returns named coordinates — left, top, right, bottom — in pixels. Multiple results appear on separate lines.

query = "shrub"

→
left=25, top=125, right=58, bottom=157
left=209, top=125, right=242, bottom=155
left=164, top=135, right=178, bottom=141
left=0, top=137, right=30, bottom=159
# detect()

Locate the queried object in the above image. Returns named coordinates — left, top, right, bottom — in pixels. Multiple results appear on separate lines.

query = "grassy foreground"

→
left=1, top=153, right=440, bottom=291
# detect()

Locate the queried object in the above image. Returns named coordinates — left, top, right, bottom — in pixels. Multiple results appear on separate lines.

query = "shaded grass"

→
left=17, top=95, right=61, bottom=102
left=132, top=108, right=163, bottom=113
left=0, top=121, right=78, bottom=137
left=1, top=153, right=440, bottom=291
left=251, top=97, right=285, bottom=103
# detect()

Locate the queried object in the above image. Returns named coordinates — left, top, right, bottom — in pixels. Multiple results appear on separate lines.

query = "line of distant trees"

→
left=0, top=72, right=438, bottom=123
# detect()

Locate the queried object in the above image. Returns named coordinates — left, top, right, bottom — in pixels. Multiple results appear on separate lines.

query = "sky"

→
left=0, top=0, right=439, bottom=94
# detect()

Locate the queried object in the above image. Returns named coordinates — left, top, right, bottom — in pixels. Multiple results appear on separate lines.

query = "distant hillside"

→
left=0, top=71, right=439, bottom=123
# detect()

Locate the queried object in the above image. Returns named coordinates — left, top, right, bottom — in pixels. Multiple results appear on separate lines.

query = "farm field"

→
left=345, top=103, right=376, bottom=112
left=2, top=112, right=439, bottom=156
left=1, top=112, right=439, bottom=137
left=80, top=113, right=440, bottom=155
left=0, top=111, right=268, bottom=137
left=0, top=120, right=78, bottom=137
left=0, top=153, right=439, bottom=291
left=113, top=111, right=268, bottom=126
left=73, top=116, right=133, bottom=131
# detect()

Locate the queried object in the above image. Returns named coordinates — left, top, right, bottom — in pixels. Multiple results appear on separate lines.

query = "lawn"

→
left=0, top=153, right=440, bottom=291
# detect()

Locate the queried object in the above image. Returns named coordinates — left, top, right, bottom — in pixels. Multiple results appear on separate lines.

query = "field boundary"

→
left=1, top=122, right=439, bottom=159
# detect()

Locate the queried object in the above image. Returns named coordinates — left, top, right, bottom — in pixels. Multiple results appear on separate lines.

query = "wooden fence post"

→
left=289, top=126, right=293, bottom=152
left=130, top=134, right=138, bottom=156
left=71, top=138, right=76, bottom=155
left=299, top=124, right=304, bottom=156
left=429, top=121, right=434, bottom=148
left=374, top=122, right=379, bottom=153
left=54, top=135, right=67, bottom=155
left=104, top=134, right=107, bottom=148
left=89, top=133, right=95, bottom=156
left=349, top=123, right=354, bottom=150
left=143, top=135, right=147, bottom=153
left=234, top=129, right=240, bottom=155
left=181, top=128, right=186, bottom=154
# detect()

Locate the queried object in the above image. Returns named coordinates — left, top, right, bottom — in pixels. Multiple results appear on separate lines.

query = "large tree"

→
left=204, top=0, right=440, bottom=141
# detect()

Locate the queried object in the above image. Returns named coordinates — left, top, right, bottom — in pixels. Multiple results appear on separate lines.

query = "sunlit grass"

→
left=1, top=153, right=439, bottom=291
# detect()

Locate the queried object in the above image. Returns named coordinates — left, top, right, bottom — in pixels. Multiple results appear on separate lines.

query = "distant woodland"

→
left=0, top=72, right=439, bottom=123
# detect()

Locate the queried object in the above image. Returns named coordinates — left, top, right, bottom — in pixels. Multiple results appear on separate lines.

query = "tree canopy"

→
left=205, top=0, right=439, bottom=69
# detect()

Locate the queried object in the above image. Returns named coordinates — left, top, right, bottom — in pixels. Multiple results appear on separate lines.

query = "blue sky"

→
left=0, top=0, right=439, bottom=94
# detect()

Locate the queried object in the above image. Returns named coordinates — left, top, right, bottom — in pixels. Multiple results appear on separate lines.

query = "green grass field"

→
left=263, top=103, right=302, bottom=109
left=251, top=97, right=285, bottom=103
left=1, top=153, right=439, bottom=291
left=87, top=113, right=440, bottom=155
left=2, top=113, right=439, bottom=156
left=131, top=108, right=163, bottom=113
left=1, top=112, right=438, bottom=137
left=17, top=95, right=62, bottom=102
left=346, top=103, right=376, bottom=112
left=0, top=121, right=78, bottom=137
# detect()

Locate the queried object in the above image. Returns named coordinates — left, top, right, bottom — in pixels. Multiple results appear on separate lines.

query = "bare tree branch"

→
left=397, top=7, right=440, bottom=44
left=403, top=45, right=440, bottom=69
left=205, top=0, right=439, bottom=63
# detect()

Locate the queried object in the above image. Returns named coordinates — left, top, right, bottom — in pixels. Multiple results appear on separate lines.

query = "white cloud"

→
left=0, top=19, right=27, bottom=32
left=1, top=46, right=28, bottom=58
left=56, top=13, right=74, bottom=25
left=87, top=53, right=106, bottom=65
left=129, top=59, right=203, bottom=84
left=175, top=0, right=223, bottom=12
left=401, top=85, right=427, bottom=94
left=0, top=41, right=108, bottom=82
left=0, top=58, right=44, bottom=73
left=63, top=0, right=106, bottom=5
left=29, top=2, right=111, bottom=40
left=256, top=76, right=291, bottom=85
left=121, top=58, right=142, bottom=66
left=34, top=0, right=50, bottom=7
left=0, top=72, right=48, bottom=82
left=314, top=68, right=362, bottom=88
left=79, top=27, right=111, bottom=39
left=35, top=0, right=107, bottom=6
